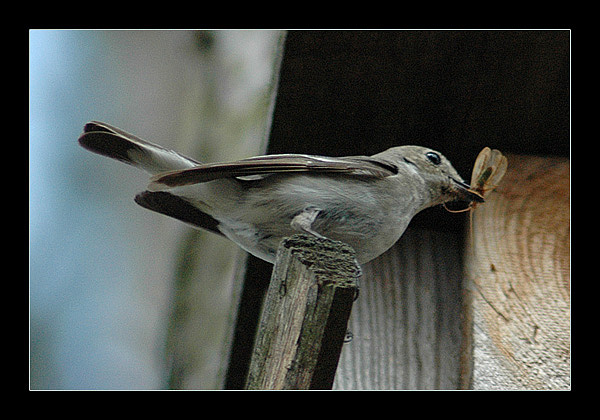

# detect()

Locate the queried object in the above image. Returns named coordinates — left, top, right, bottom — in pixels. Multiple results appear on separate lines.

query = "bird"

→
left=78, top=121, right=483, bottom=264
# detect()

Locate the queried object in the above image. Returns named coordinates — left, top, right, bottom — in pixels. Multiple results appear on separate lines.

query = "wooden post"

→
left=463, top=154, right=570, bottom=389
left=245, top=234, right=361, bottom=390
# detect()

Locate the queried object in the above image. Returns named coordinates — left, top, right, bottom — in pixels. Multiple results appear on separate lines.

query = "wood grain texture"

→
left=333, top=227, right=466, bottom=389
left=464, top=154, right=570, bottom=389
left=246, top=235, right=360, bottom=389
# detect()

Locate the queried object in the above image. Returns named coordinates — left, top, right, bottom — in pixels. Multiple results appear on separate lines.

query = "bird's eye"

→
left=426, top=152, right=441, bottom=165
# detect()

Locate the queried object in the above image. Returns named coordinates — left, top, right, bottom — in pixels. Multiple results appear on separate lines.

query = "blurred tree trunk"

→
left=163, top=30, right=285, bottom=389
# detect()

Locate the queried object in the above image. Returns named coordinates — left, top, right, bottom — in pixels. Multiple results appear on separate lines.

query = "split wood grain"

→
left=245, top=234, right=360, bottom=389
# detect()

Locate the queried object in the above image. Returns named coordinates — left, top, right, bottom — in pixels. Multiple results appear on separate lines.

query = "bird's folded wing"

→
left=150, top=154, right=399, bottom=188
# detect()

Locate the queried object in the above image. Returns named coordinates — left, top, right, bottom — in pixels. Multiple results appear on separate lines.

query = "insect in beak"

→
left=444, top=147, right=507, bottom=214
left=452, top=178, right=486, bottom=204
left=470, top=147, right=508, bottom=200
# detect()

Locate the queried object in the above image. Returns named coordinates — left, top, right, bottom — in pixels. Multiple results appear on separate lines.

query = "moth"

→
left=444, top=147, right=508, bottom=213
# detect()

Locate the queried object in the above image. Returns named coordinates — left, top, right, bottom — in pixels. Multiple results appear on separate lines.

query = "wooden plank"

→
left=333, top=227, right=466, bottom=389
left=463, top=154, right=570, bottom=389
left=245, top=234, right=360, bottom=390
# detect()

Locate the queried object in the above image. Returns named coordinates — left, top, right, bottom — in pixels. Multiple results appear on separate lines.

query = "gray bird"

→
left=78, top=121, right=483, bottom=264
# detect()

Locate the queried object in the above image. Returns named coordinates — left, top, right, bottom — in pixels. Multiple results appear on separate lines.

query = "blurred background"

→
left=29, top=30, right=283, bottom=389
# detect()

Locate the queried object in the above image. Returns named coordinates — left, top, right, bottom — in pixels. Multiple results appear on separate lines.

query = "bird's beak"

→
left=451, top=178, right=485, bottom=203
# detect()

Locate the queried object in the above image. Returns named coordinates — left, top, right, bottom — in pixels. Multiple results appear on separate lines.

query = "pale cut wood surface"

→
left=464, top=154, right=570, bottom=389
left=333, top=227, right=466, bottom=390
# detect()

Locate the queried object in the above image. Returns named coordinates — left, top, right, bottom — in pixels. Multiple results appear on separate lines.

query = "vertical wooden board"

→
left=333, top=227, right=465, bottom=389
left=464, top=154, right=570, bottom=389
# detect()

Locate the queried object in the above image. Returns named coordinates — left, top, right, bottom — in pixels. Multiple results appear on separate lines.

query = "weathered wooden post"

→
left=245, top=234, right=361, bottom=390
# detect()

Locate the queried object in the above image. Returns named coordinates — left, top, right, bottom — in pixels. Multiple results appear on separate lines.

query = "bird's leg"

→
left=290, top=206, right=326, bottom=239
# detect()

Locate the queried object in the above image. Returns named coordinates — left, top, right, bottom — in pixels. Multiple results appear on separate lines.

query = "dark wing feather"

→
left=134, top=191, right=223, bottom=235
left=150, top=154, right=398, bottom=187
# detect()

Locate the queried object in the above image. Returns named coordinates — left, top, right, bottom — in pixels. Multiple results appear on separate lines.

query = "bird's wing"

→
left=134, top=190, right=223, bottom=236
left=149, top=153, right=399, bottom=188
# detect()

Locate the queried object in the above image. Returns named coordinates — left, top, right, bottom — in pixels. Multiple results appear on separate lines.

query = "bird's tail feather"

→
left=78, top=121, right=200, bottom=175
